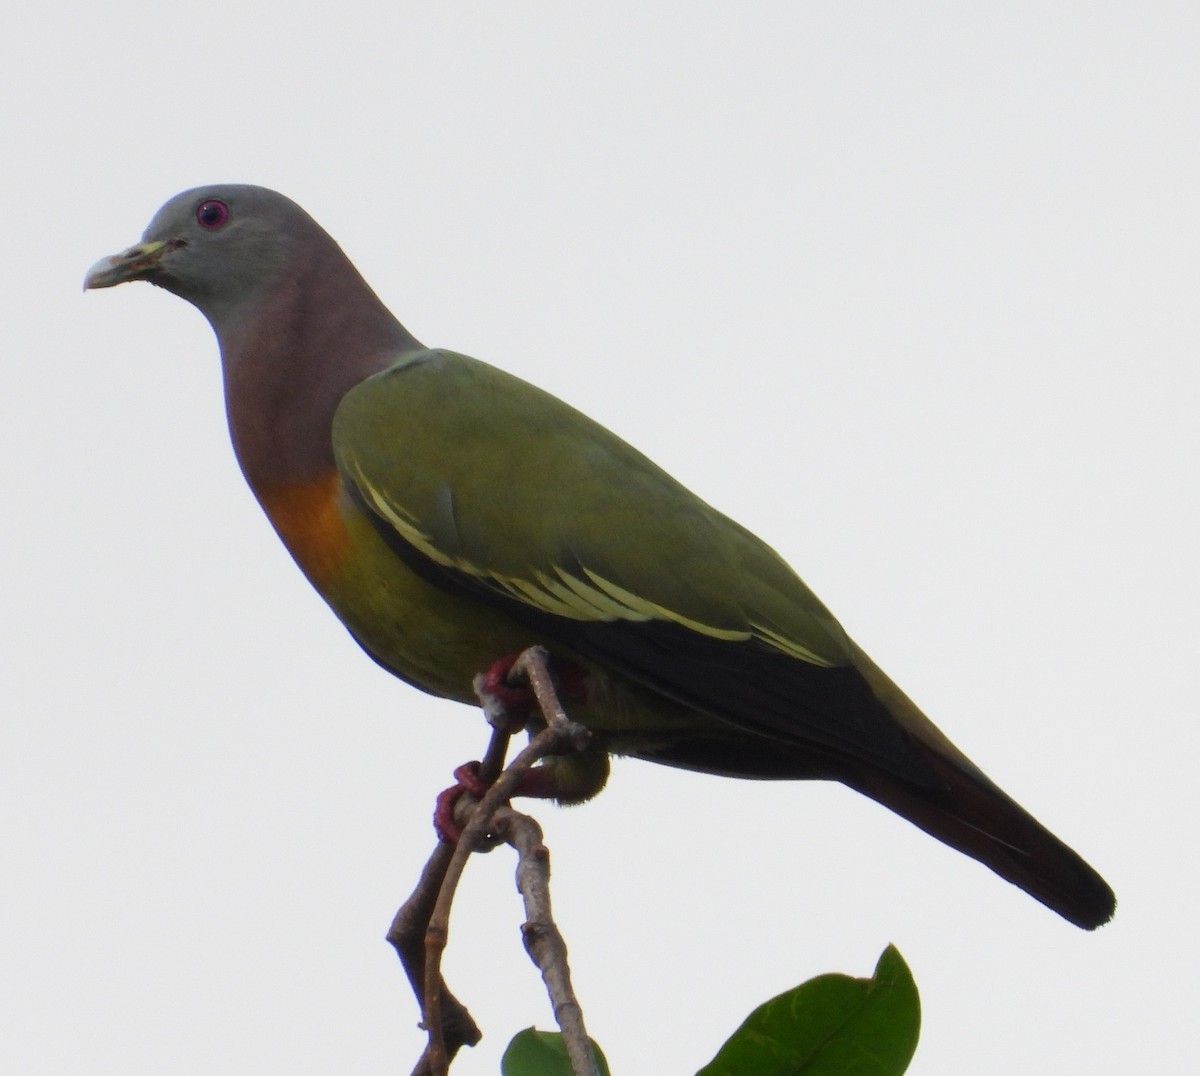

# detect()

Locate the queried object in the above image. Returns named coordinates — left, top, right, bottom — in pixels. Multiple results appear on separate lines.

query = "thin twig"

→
left=513, top=646, right=592, bottom=750
left=493, top=804, right=600, bottom=1076
left=388, top=724, right=513, bottom=1074
left=477, top=722, right=515, bottom=786
left=386, top=841, right=480, bottom=1076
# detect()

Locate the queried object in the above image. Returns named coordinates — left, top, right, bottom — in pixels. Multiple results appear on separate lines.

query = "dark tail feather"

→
left=842, top=746, right=1116, bottom=930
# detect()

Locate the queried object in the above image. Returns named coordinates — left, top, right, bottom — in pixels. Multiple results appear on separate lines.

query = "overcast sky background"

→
left=2, top=4, right=1196, bottom=1073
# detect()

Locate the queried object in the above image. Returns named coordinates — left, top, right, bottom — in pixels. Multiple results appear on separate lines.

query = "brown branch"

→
left=386, top=723, right=518, bottom=1073
left=388, top=646, right=599, bottom=1075
left=386, top=842, right=480, bottom=1076
left=492, top=804, right=600, bottom=1076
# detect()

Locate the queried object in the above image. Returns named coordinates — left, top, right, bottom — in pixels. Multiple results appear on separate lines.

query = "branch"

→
left=388, top=646, right=600, bottom=1076
left=387, top=842, right=481, bottom=1075
left=493, top=804, right=598, bottom=1076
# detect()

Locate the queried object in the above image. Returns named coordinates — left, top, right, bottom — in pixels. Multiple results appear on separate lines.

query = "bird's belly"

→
left=319, top=507, right=549, bottom=703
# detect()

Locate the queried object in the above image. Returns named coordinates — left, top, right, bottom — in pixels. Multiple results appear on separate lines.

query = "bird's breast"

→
left=256, top=470, right=352, bottom=590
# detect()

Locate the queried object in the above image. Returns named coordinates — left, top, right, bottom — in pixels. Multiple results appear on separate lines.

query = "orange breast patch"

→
left=257, top=471, right=352, bottom=590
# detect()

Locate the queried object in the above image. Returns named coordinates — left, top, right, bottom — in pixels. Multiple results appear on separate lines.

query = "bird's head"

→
left=84, top=184, right=322, bottom=328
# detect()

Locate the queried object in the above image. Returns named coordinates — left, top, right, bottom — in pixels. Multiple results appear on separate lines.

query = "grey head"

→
left=84, top=185, right=353, bottom=331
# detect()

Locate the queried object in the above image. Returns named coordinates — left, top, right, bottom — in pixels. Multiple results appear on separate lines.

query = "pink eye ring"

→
left=196, top=200, right=230, bottom=229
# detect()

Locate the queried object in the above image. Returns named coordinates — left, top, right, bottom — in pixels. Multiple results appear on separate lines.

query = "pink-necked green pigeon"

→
left=85, top=185, right=1115, bottom=929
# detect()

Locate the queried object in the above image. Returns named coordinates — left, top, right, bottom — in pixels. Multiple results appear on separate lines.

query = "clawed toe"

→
left=434, top=761, right=493, bottom=843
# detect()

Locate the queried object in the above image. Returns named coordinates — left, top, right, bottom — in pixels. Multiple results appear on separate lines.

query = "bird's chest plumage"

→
left=256, top=471, right=353, bottom=589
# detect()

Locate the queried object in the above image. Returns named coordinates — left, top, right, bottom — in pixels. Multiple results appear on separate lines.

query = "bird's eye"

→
left=196, top=200, right=230, bottom=230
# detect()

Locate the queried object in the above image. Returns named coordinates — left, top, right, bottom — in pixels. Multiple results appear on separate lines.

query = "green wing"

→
left=333, top=350, right=932, bottom=782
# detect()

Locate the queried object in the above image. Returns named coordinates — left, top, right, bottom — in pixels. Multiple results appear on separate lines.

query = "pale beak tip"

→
left=83, top=255, right=121, bottom=291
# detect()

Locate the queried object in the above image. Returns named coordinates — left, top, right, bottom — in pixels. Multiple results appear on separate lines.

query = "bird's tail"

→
left=842, top=744, right=1116, bottom=929
left=846, top=642, right=1116, bottom=930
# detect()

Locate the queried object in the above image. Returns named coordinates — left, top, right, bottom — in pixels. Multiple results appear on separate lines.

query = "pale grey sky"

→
left=2, top=3, right=1196, bottom=1073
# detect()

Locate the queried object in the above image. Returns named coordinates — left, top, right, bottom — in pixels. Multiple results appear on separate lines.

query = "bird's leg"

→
left=434, top=648, right=593, bottom=842
left=474, top=650, right=588, bottom=729
left=475, top=655, right=541, bottom=728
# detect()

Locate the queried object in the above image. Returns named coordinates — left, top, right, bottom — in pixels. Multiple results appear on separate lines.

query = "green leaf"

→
left=501, top=1027, right=611, bottom=1076
left=696, top=945, right=920, bottom=1076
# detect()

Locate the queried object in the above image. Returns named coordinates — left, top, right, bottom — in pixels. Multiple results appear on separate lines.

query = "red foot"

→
left=476, top=652, right=590, bottom=730
left=477, top=657, right=538, bottom=728
left=433, top=757, right=572, bottom=843
left=434, top=762, right=492, bottom=844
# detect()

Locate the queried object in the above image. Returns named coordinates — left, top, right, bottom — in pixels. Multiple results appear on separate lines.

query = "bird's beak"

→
left=83, top=238, right=177, bottom=290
